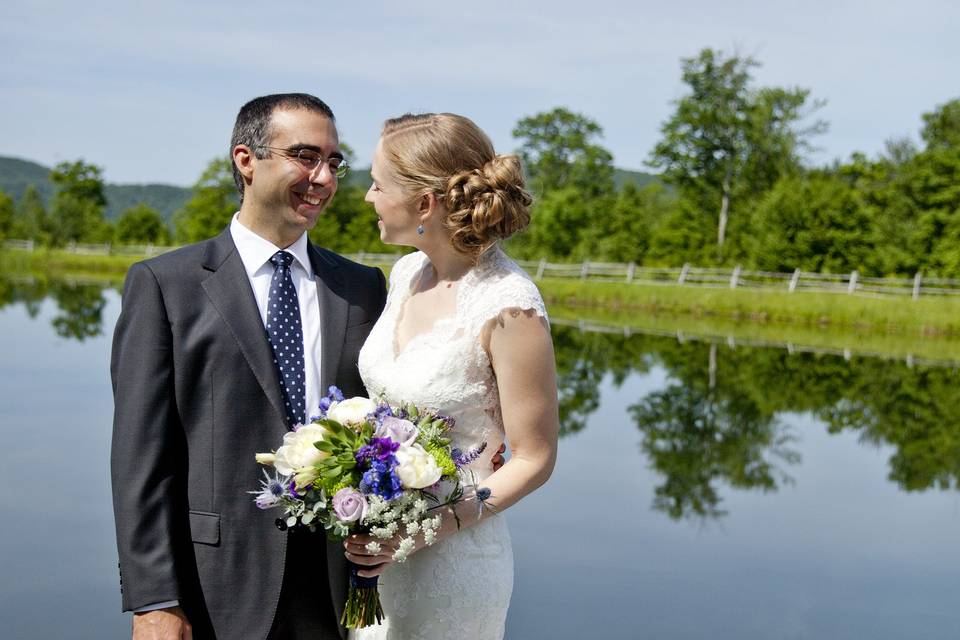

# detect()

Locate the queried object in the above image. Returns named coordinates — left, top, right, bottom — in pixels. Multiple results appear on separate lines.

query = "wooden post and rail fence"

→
left=4, top=239, right=959, bottom=300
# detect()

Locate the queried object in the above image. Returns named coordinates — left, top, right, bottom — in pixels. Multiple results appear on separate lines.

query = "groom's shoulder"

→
left=128, top=235, right=222, bottom=283
left=311, top=245, right=385, bottom=284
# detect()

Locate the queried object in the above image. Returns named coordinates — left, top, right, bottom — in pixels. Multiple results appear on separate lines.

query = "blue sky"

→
left=2, top=0, right=958, bottom=185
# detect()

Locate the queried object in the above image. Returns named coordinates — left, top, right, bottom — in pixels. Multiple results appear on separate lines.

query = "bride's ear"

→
left=417, top=193, right=442, bottom=224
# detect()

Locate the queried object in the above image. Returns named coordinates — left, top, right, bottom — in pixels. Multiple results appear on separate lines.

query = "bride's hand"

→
left=343, top=532, right=419, bottom=578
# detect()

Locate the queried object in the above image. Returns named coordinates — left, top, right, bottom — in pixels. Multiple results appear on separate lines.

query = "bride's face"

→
left=365, top=140, right=421, bottom=246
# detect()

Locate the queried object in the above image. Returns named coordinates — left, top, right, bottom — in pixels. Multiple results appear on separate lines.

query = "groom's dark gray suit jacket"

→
left=111, top=228, right=387, bottom=639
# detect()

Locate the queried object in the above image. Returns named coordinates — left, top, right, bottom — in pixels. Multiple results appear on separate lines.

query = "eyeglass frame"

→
left=254, top=145, right=349, bottom=179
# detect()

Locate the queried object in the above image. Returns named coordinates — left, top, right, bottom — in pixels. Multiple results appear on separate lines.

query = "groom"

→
left=111, top=94, right=386, bottom=639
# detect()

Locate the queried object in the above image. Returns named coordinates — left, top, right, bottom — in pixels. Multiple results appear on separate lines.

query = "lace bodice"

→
left=354, top=245, right=544, bottom=640
left=358, top=246, right=547, bottom=478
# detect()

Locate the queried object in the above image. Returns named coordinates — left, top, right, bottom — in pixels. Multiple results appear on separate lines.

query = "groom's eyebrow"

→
left=289, top=143, right=344, bottom=160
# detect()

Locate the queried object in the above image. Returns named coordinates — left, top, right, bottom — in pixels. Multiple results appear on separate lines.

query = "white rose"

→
left=327, top=397, right=376, bottom=426
left=395, top=443, right=442, bottom=489
left=273, top=423, right=330, bottom=475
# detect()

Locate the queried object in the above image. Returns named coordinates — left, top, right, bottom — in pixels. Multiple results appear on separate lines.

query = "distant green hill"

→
left=0, top=155, right=663, bottom=227
left=613, top=168, right=661, bottom=190
left=0, top=156, right=191, bottom=224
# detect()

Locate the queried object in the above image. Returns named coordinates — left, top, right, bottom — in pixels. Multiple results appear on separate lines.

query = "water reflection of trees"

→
left=0, top=276, right=109, bottom=341
left=550, top=324, right=960, bottom=520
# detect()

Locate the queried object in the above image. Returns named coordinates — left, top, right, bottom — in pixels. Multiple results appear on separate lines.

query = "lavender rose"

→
left=374, top=416, right=419, bottom=446
left=332, top=487, right=369, bottom=523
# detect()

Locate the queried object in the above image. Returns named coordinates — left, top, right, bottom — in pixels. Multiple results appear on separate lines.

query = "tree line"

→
left=3, top=47, right=959, bottom=277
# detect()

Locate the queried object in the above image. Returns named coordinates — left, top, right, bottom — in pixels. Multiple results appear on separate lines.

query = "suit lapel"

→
left=309, top=243, right=347, bottom=390
left=200, top=230, right=287, bottom=425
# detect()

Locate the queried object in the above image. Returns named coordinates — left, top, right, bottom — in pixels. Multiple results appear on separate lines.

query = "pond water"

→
left=0, top=277, right=958, bottom=639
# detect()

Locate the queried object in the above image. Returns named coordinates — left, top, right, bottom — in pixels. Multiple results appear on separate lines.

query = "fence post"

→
left=626, top=262, right=635, bottom=284
left=730, top=265, right=741, bottom=289
left=912, top=272, right=922, bottom=300
left=67, top=240, right=77, bottom=253
left=678, top=263, right=690, bottom=285
left=26, top=239, right=34, bottom=252
left=580, top=261, right=590, bottom=281
left=535, top=258, right=546, bottom=280
left=847, top=270, right=859, bottom=294
left=357, top=250, right=366, bottom=264
left=789, top=268, right=801, bottom=292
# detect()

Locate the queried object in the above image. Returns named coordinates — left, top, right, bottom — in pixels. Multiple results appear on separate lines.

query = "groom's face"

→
left=249, top=107, right=340, bottom=241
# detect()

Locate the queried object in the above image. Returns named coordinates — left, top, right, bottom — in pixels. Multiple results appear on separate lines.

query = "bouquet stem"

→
left=341, top=562, right=384, bottom=629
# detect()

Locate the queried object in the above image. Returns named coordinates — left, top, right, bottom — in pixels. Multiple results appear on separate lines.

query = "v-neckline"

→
left=391, top=254, right=468, bottom=360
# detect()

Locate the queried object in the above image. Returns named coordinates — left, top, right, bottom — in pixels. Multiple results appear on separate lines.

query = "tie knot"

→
left=270, top=251, right=295, bottom=270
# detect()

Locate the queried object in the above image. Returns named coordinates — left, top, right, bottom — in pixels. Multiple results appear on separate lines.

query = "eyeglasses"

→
left=256, top=146, right=349, bottom=179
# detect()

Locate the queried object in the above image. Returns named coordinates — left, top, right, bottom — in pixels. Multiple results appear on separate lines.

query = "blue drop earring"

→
left=416, top=224, right=425, bottom=236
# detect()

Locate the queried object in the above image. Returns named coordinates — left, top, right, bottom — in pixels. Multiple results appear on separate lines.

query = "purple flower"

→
left=287, top=480, right=302, bottom=499
left=355, top=437, right=401, bottom=465
left=453, top=441, right=487, bottom=468
left=374, top=416, right=419, bottom=445
left=332, top=487, right=368, bottom=522
left=360, top=457, right=403, bottom=501
left=316, top=386, right=346, bottom=417
left=372, top=403, right=394, bottom=425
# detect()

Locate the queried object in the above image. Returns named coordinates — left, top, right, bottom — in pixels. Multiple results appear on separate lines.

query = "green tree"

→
left=174, top=157, right=239, bottom=243
left=0, top=189, right=13, bottom=240
left=49, top=160, right=112, bottom=245
left=588, top=183, right=676, bottom=264
left=649, top=48, right=825, bottom=257
left=920, top=98, right=960, bottom=150
left=513, top=107, right=615, bottom=199
left=749, top=170, right=873, bottom=273
left=510, top=108, right=618, bottom=260
left=114, top=204, right=171, bottom=245
left=10, top=185, right=51, bottom=245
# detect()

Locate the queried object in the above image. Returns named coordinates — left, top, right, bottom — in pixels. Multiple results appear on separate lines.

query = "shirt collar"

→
left=230, top=213, right=314, bottom=278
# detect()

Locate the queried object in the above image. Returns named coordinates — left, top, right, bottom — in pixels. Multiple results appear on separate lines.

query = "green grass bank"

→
left=4, top=248, right=960, bottom=337
left=537, top=278, right=960, bottom=337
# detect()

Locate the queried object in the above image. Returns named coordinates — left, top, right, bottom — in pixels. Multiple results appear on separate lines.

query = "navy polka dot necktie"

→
left=266, top=251, right=305, bottom=428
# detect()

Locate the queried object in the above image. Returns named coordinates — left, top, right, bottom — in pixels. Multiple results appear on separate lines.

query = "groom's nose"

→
left=308, top=161, right=337, bottom=186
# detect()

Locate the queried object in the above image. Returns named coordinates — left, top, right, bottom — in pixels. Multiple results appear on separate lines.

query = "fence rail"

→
left=5, top=239, right=960, bottom=299
left=515, top=259, right=960, bottom=299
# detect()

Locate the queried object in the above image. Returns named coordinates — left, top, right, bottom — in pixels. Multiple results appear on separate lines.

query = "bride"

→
left=346, top=112, right=560, bottom=639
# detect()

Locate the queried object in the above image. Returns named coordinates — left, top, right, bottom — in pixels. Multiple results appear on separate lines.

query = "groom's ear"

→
left=233, top=145, right=255, bottom=184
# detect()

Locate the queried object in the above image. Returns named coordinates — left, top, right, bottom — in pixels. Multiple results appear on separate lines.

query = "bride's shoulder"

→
left=466, top=247, right=547, bottom=327
left=388, top=251, right=427, bottom=287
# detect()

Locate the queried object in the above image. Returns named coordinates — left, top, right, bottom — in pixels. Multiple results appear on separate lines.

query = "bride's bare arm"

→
left=479, top=307, right=559, bottom=509
left=345, top=307, right=558, bottom=576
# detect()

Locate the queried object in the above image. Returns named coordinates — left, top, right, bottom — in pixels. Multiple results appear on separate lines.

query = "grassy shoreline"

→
left=5, top=247, right=960, bottom=337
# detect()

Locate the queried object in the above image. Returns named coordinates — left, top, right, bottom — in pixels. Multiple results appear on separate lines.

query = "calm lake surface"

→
left=1, top=277, right=958, bottom=639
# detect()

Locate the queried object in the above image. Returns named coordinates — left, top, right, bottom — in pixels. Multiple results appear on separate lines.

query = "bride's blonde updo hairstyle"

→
left=379, top=113, right=533, bottom=257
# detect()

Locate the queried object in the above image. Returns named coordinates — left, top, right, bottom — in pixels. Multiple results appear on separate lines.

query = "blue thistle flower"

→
left=249, top=469, right=290, bottom=509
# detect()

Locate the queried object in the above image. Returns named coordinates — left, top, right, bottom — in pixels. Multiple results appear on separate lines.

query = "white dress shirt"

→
left=134, top=215, right=323, bottom=614
left=229, top=213, right=323, bottom=423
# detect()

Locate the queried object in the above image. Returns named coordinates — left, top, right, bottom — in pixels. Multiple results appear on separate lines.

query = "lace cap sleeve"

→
left=462, top=253, right=548, bottom=337
left=386, top=251, right=425, bottom=300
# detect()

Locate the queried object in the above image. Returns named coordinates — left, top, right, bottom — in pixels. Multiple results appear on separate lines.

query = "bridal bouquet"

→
left=250, top=386, right=491, bottom=628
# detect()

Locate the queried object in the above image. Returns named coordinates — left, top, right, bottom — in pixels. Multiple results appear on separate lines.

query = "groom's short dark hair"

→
left=230, top=93, right=336, bottom=201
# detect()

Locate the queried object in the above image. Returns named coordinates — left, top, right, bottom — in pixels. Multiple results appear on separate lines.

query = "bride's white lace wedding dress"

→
left=353, top=246, right=547, bottom=640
